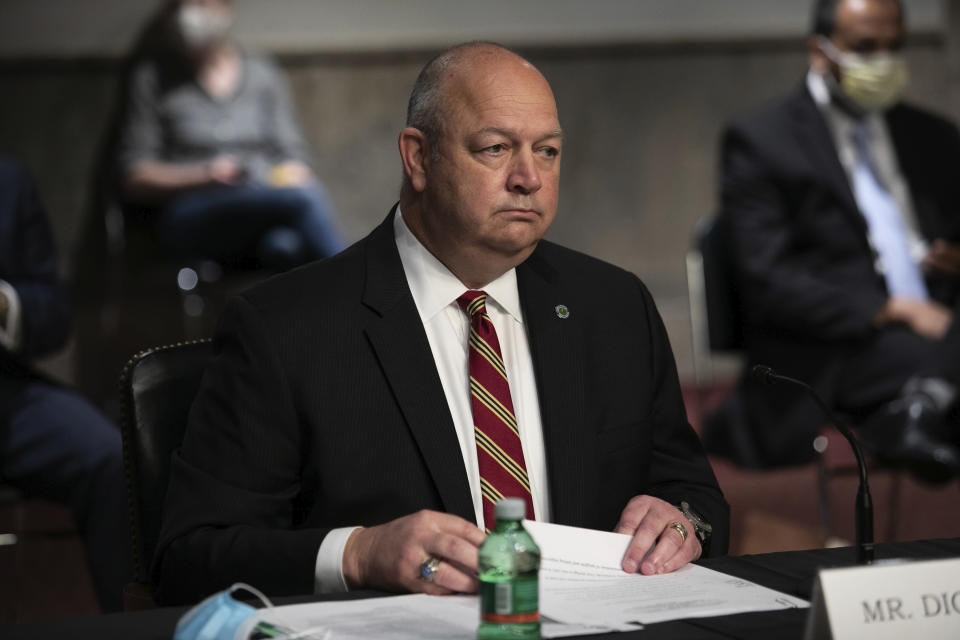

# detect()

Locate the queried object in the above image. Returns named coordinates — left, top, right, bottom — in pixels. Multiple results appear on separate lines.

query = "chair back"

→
left=686, top=216, right=743, bottom=385
left=697, top=216, right=743, bottom=352
left=119, top=339, right=214, bottom=584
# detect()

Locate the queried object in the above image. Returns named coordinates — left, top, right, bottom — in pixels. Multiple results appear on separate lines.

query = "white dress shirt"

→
left=314, top=206, right=550, bottom=593
left=806, top=70, right=928, bottom=269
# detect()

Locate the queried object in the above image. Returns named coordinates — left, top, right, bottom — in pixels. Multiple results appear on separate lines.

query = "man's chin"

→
left=488, top=234, right=545, bottom=261
left=486, top=212, right=553, bottom=253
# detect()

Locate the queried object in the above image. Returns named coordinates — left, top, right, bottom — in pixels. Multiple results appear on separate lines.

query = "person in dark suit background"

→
left=155, top=42, right=728, bottom=605
left=0, top=156, right=131, bottom=611
left=711, top=0, right=960, bottom=478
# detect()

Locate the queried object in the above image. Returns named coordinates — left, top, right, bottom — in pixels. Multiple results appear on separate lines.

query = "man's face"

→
left=812, top=0, right=904, bottom=76
left=417, top=54, right=563, bottom=269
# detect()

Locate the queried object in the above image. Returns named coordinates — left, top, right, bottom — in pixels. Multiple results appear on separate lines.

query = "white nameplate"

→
left=804, top=557, right=960, bottom=640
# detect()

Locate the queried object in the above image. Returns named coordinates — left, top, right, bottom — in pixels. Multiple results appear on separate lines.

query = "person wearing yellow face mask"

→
left=814, top=35, right=908, bottom=114
left=705, top=0, right=960, bottom=482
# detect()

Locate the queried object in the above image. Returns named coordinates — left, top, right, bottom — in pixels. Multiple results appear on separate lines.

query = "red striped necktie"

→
left=457, top=290, right=534, bottom=531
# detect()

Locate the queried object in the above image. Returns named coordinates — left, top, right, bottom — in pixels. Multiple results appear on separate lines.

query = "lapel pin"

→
left=555, top=304, right=570, bottom=319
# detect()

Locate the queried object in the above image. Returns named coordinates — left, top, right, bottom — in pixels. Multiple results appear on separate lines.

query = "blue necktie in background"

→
left=850, top=122, right=928, bottom=300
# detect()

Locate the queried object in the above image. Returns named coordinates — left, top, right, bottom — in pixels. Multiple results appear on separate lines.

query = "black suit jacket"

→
left=155, top=209, right=729, bottom=604
left=719, top=87, right=960, bottom=464
left=0, top=156, right=70, bottom=380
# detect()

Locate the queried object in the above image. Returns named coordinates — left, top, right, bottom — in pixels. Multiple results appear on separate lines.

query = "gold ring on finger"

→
left=667, top=521, right=687, bottom=545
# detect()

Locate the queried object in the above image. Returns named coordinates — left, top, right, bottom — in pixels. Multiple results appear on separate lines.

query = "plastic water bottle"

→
left=477, top=498, right=541, bottom=639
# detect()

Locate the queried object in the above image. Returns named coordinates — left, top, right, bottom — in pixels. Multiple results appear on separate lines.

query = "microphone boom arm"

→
left=750, top=365, right=874, bottom=564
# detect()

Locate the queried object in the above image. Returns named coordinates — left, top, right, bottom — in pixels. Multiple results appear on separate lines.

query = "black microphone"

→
left=749, top=365, right=874, bottom=564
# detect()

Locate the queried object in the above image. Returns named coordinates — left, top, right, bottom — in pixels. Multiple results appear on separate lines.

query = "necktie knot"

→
left=457, top=290, right=488, bottom=318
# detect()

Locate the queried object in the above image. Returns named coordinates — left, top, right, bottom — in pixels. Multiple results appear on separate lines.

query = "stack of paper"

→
left=526, top=520, right=807, bottom=632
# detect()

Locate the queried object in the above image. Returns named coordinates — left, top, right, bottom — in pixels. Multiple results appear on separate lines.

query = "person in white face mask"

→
left=175, top=0, right=235, bottom=52
left=705, top=0, right=960, bottom=482
left=116, top=0, right=345, bottom=270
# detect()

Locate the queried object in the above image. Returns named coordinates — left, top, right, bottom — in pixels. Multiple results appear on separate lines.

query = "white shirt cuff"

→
left=314, top=526, right=361, bottom=594
left=0, top=280, right=22, bottom=352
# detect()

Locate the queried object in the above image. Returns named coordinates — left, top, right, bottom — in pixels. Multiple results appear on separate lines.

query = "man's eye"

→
left=483, top=144, right=506, bottom=154
left=538, top=146, right=559, bottom=158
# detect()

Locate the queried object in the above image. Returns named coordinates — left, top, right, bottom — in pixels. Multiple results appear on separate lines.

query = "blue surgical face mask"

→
left=174, top=583, right=272, bottom=640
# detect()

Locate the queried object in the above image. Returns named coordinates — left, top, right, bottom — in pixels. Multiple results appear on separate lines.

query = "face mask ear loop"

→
left=816, top=36, right=844, bottom=66
left=228, top=582, right=274, bottom=609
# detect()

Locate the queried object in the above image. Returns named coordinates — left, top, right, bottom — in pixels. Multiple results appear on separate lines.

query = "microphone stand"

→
left=751, top=365, right=874, bottom=564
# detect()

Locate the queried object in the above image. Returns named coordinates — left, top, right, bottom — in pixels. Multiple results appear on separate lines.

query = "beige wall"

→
left=0, top=1, right=944, bottom=57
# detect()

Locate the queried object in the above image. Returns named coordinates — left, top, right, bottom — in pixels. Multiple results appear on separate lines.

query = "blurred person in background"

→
left=710, top=0, right=960, bottom=481
left=0, top=155, right=131, bottom=612
left=118, top=0, right=344, bottom=270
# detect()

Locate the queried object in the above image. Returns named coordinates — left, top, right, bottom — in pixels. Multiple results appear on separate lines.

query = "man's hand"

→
left=342, top=510, right=486, bottom=595
left=875, top=297, right=953, bottom=340
left=923, top=240, right=960, bottom=277
left=614, top=495, right=701, bottom=576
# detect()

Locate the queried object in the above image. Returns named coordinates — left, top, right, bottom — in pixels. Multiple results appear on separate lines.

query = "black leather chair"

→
left=685, top=216, right=761, bottom=466
left=118, top=339, right=214, bottom=609
left=691, top=217, right=743, bottom=357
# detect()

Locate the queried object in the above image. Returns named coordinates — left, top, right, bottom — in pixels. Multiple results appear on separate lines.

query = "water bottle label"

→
left=481, top=577, right=539, bottom=623
left=495, top=583, right=512, bottom=614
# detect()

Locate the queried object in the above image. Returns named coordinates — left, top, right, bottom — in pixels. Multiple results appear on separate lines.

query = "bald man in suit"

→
left=156, top=43, right=728, bottom=604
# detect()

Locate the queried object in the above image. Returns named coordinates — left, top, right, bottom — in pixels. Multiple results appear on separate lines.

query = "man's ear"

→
left=398, top=127, right=430, bottom=193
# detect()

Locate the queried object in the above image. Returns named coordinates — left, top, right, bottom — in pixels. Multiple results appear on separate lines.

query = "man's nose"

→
left=507, top=150, right=542, bottom=195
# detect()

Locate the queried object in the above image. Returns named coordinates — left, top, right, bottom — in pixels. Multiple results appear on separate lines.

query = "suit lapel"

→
left=361, top=208, right=475, bottom=523
left=790, top=88, right=864, bottom=228
left=517, top=246, right=589, bottom=526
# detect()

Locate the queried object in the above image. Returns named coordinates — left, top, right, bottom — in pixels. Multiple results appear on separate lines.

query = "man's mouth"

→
left=497, top=206, right=540, bottom=217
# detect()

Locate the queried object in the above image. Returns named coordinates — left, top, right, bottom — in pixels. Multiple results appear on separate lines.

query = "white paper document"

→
left=255, top=520, right=807, bottom=638
left=255, top=593, right=609, bottom=639
left=525, top=519, right=808, bottom=629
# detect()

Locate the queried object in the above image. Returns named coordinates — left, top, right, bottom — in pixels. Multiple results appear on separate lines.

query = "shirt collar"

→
left=394, top=204, right=524, bottom=323
left=806, top=68, right=832, bottom=110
